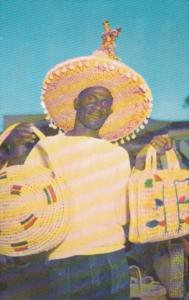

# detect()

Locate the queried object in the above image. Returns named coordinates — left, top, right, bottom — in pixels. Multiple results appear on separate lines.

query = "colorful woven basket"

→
left=0, top=125, right=70, bottom=256
left=129, top=145, right=189, bottom=243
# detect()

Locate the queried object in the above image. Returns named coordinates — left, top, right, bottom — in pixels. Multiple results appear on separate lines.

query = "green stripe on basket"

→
left=0, top=171, right=7, bottom=180
left=11, top=241, right=28, bottom=247
left=11, top=242, right=29, bottom=252
left=44, top=185, right=57, bottom=204
left=20, top=214, right=38, bottom=230
left=44, top=187, right=52, bottom=204
left=20, top=214, right=34, bottom=225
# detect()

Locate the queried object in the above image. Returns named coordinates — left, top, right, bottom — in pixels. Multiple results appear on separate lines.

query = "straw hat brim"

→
left=41, top=52, right=152, bottom=142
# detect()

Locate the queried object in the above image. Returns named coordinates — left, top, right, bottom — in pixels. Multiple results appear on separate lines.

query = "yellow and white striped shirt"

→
left=27, top=135, right=131, bottom=260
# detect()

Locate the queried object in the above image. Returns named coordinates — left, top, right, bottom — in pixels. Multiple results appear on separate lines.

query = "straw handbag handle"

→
left=0, top=123, right=61, bottom=180
left=129, top=265, right=143, bottom=289
left=165, top=149, right=180, bottom=170
left=145, top=145, right=180, bottom=171
left=26, top=127, right=62, bottom=179
left=0, top=123, right=20, bottom=145
left=0, top=123, right=46, bottom=146
left=145, top=145, right=157, bottom=171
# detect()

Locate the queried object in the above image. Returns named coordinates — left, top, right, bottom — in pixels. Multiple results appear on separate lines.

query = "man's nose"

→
left=95, top=101, right=107, bottom=110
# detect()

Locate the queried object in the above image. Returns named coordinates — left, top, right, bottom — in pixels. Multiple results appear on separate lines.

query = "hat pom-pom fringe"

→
left=113, top=117, right=150, bottom=145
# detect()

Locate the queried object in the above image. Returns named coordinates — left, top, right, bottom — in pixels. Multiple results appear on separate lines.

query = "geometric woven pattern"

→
left=0, top=164, right=70, bottom=256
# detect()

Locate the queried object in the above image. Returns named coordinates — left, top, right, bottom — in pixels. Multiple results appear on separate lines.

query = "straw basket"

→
left=129, top=145, right=189, bottom=243
left=129, top=265, right=167, bottom=299
left=0, top=124, right=70, bottom=256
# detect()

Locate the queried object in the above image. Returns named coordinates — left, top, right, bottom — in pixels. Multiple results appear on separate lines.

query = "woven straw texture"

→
left=129, top=265, right=167, bottom=299
left=41, top=52, right=152, bottom=142
left=0, top=125, right=70, bottom=256
left=129, top=145, right=189, bottom=243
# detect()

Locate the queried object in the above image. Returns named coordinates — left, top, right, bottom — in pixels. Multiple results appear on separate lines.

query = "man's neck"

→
left=66, top=121, right=100, bottom=138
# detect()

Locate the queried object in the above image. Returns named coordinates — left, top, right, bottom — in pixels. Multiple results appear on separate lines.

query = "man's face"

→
left=75, top=87, right=113, bottom=130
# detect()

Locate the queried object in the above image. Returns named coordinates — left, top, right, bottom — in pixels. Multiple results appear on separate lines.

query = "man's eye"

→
left=102, top=100, right=112, bottom=107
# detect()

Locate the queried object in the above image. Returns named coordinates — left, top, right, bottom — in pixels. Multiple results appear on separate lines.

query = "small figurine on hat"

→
left=41, top=20, right=152, bottom=143
left=100, top=20, right=122, bottom=60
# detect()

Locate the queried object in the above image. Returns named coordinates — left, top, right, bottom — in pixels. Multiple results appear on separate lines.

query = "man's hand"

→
left=150, top=134, right=173, bottom=155
left=5, top=123, right=37, bottom=165
left=6, top=123, right=36, bottom=146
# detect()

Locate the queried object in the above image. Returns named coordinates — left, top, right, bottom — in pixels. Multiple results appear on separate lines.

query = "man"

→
left=0, top=88, right=174, bottom=300
left=0, top=22, right=156, bottom=299
left=0, top=86, right=131, bottom=299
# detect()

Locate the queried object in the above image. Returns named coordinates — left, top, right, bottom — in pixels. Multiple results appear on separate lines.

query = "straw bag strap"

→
left=31, top=126, right=60, bottom=176
left=0, top=123, right=46, bottom=146
left=129, top=265, right=143, bottom=289
left=145, top=145, right=157, bottom=171
left=29, top=127, right=63, bottom=179
left=30, top=125, right=47, bottom=140
left=129, top=265, right=166, bottom=297
left=145, top=145, right=180, bottom=171
left=0, top=123, right=20, bottom=145
left=0, top=123, right=52, bottom=173
left=165, top=149, right=180, bottom=170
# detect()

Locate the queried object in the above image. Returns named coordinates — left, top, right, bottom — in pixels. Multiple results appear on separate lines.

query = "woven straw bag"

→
left=0, top=124, right=70, bottom=256
left=129, top=265, right=167, bottom=299
left=129, top=145, right=189, bottom=243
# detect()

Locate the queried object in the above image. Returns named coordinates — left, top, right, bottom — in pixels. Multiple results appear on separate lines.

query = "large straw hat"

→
left=41, top=21, right=152, bottom=143
left=0, top=126, right=70, bottom=257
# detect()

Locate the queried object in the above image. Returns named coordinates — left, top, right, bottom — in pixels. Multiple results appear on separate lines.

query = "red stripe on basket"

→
left=47, top=185, right=57, bottom=203
left=11, top=185, right=22, bottom=195
left=24, top=217, right=37, bottom=230
left=11, top=241, right=28, bottom=251
left=14, top=246, right=28, bottom=252
left=44, top=186, right=57, bottom=204
left=21, top=214, right=34, bottom=225
left=12, top=185, right=22, bottom=190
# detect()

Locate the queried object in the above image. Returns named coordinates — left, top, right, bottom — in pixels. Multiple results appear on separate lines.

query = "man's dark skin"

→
left=0, top=85, right=172, bottom=169
left=67, top=86, right=113, bottom=137
left=0, top=86, right=114, bottom=166
left=0, top=86, right=178, bottom=290
left=0, top=86, right=115, bottom=271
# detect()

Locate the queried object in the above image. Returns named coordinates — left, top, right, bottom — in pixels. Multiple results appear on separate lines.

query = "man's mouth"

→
left=88, top=112, right=107, bottom=120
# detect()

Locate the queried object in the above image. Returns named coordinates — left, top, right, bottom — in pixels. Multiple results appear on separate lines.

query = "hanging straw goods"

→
left=129, top=145, right=189, bottom=243
left=0, top=124, right=70, bottom=256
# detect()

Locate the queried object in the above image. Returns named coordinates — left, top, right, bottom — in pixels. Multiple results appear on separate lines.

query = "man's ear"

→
left=74, top=98, right=79, bottom=110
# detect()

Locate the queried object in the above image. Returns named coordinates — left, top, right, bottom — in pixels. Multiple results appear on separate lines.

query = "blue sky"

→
left=0, top=0, right=189, bottom=130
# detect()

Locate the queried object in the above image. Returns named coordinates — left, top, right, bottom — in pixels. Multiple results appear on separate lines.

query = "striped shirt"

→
left=26, top=135, right=131, bottom=260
